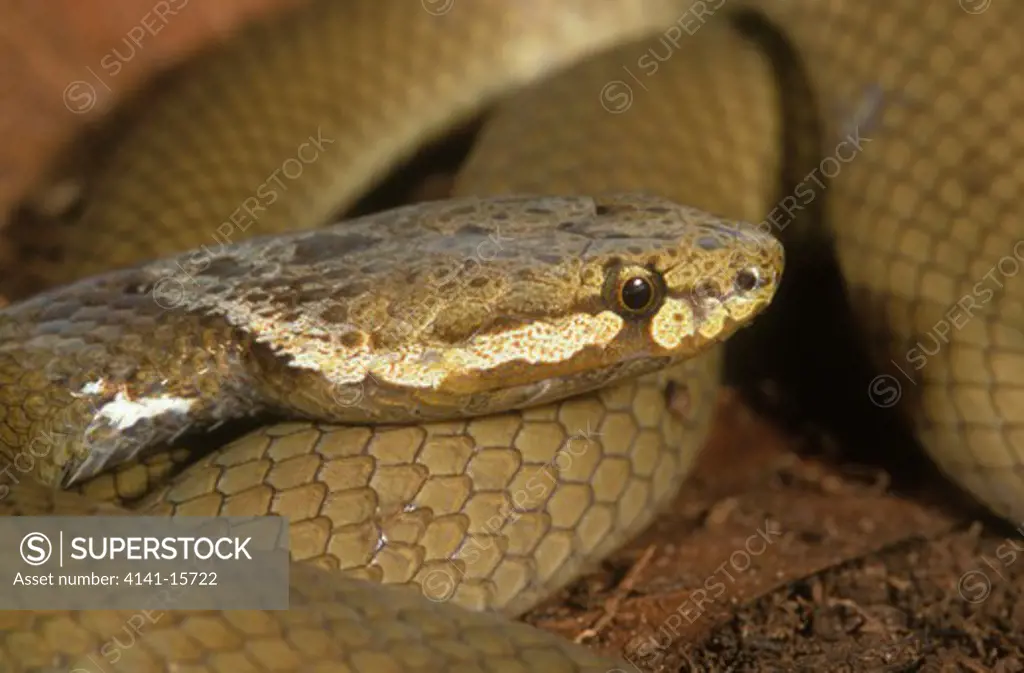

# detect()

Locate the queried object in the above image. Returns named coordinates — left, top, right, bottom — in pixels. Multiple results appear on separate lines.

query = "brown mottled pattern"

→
left=1, top=193, right=781, bottom=491
left=461, top=2, right=1024, bottom=524
left=2, top=0, right=1017, bottom=671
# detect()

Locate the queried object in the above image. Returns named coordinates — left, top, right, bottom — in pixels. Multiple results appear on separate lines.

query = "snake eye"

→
left=734, top=267, right=762, bottom=293
left=605, top=265, right=663, bottom=318
left=619, top=275, right=661, bottom=316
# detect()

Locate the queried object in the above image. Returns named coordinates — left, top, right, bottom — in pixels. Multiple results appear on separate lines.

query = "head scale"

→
left=191, top=193, right=783, bottom=422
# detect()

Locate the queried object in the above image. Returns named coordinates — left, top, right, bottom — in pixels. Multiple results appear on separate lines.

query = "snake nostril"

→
left=734, top=268, right=761, bottom=293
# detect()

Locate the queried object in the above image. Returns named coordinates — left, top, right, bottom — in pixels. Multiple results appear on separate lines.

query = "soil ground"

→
left=523, top=393, right=1024, bottom=672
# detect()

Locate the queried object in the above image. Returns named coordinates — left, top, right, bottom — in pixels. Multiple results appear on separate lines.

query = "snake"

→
left=1, top=0, right=1021, bottom=671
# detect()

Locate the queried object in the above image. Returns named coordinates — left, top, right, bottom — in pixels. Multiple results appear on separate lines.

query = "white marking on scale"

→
left=97, top=392, right=195, bottom=430
left=77, top=380, right=105, bottom=395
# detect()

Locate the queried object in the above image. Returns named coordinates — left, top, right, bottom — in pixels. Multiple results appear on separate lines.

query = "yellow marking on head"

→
left=649, top=297, right=696, bottom=350
left=698, top=301, right=729, bottom=340
left=367, top=311, right=626, bottom=390
left=453, top=311, right=624, bottom=368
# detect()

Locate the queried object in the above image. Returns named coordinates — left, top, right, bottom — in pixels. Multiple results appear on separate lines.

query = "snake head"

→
left=414, top=193, right=784, bottom=415
left=476, top=192, right=786, bottom=365
left=230, top=193, right=783, bottom=422
left=620, top=199, right=786, bottom=356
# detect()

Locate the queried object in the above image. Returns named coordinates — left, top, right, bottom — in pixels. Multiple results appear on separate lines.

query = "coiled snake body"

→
left=2, top=1, right=1023, bottom=671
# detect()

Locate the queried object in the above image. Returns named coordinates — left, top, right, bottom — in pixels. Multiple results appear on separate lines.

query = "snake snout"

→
left=733, top=223, right=784, bottom=286
left=719, top=225, right=785, bottom=323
